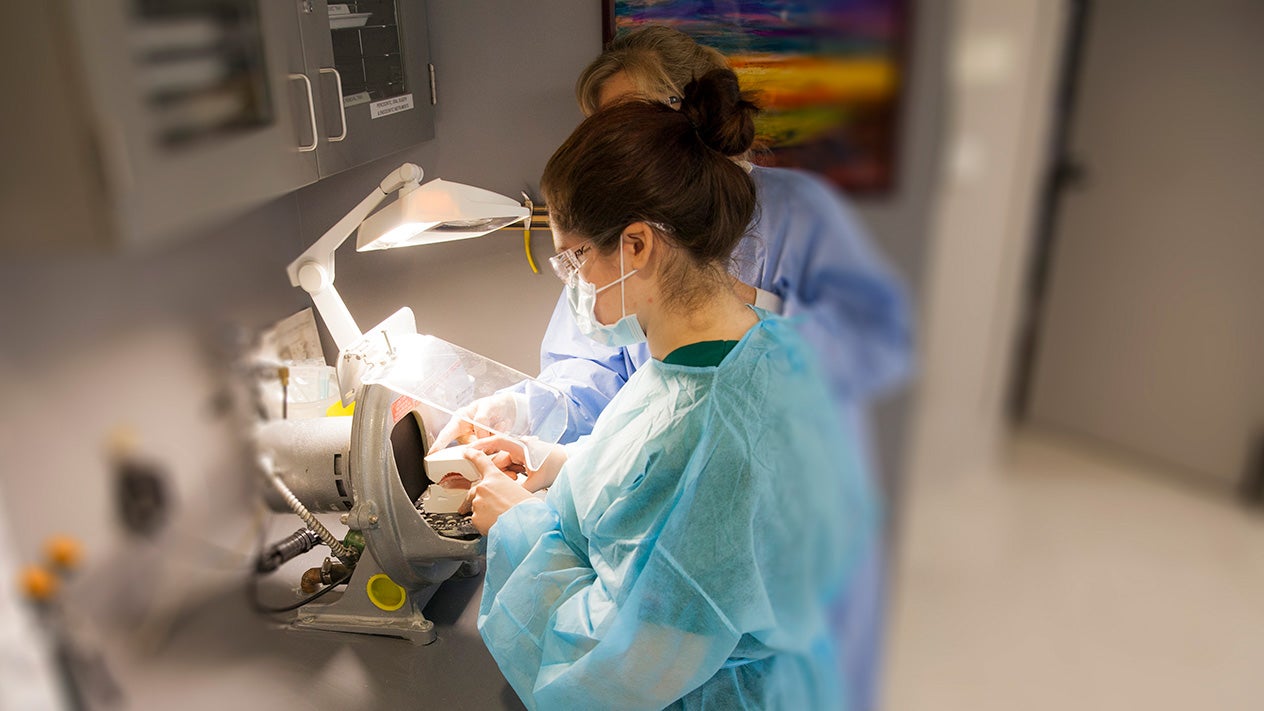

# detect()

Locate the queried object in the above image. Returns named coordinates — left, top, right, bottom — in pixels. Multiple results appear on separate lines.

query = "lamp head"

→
left=284, top=163, right=531, bottom=393
left=356, top=179, right=530, bottom=251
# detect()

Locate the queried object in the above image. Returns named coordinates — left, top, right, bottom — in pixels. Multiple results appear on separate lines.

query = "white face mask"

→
left=565, top=246, right=646, bottom=347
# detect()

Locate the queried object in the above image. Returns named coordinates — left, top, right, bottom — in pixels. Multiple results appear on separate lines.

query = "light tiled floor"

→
left=883, top=428, right=1264, bottom=711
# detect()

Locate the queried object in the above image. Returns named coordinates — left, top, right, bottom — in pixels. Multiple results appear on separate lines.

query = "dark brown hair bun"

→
left=542, top=66, right=758, bottom=285
left=678, top=69, right=760, bottom=157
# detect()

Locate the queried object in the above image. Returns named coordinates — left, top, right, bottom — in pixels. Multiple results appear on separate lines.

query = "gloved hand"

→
left=465, top=435, right=568, bottom=493
left=429, top=392, right=527, bottom=453
left=460, top=449, right=536, bottom=535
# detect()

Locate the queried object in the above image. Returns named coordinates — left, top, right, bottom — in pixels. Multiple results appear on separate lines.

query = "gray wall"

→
left=859, top=0, right=952, bottom=518
left=0, top=0, right=948, bottom=558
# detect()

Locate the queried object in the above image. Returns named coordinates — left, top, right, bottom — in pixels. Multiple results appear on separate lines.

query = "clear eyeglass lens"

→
left=548, top=243, right=590, bottom=283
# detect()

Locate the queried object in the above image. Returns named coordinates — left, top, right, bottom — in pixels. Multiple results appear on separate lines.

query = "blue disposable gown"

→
left=480, top=313, right=875, bottom=710
left=535, top=165, right=911, bottom=710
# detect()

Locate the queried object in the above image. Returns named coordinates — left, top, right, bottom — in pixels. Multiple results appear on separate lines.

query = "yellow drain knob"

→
left=366, top=574, right=406, bottom=611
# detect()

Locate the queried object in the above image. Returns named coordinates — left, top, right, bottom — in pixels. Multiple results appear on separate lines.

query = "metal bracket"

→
left=346, top=500, right=380, bottom=531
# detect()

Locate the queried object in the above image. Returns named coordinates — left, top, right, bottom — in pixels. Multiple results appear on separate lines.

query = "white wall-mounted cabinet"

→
left=0, top=0, right=434, bottom=253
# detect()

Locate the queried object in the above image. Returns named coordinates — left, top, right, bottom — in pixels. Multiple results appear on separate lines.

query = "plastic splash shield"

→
left=360, top=333, right=568, bottom=471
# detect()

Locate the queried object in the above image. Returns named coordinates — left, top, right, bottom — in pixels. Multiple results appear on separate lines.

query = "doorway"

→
left=1013, top=0, right=1264, bottom=489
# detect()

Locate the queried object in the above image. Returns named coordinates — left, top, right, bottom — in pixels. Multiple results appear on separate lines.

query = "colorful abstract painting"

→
left=607, top=0, right=906, bottom=194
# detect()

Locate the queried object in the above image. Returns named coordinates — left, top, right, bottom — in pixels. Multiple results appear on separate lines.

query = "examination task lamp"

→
left=286, top=162, right=529, bottom=403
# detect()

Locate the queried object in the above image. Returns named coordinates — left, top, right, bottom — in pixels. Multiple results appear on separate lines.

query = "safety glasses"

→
left=547, top=241, right=594, bottom=284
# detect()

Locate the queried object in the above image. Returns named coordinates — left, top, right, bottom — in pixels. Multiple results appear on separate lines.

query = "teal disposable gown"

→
left=479, top=312, right=875, bottom=709
left=535, top=165, right=909, bottom=711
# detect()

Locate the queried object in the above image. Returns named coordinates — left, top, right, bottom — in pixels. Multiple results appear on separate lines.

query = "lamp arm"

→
left=285, top=189, right=385, bottom=290
left=284, top=163, right=425, bottom=353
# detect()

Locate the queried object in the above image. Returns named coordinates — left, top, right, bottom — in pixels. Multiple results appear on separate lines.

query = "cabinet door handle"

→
left=289, top=73, right=318, bottom=152
left=319, top=67, right=348, bottom=142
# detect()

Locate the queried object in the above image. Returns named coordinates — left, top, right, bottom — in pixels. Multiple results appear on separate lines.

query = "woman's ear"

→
left=621, top=222, right=655, bottom=271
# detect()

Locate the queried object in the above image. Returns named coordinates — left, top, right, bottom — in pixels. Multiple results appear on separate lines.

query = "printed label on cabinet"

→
left=370, top=94, right=414, bottom=119
left=343, top=91, right=371, bottom=108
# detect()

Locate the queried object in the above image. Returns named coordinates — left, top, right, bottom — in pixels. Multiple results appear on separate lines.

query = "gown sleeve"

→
left=762, top=170, right=915, bottom=401
left=478, top=499, right=743, bottom=710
